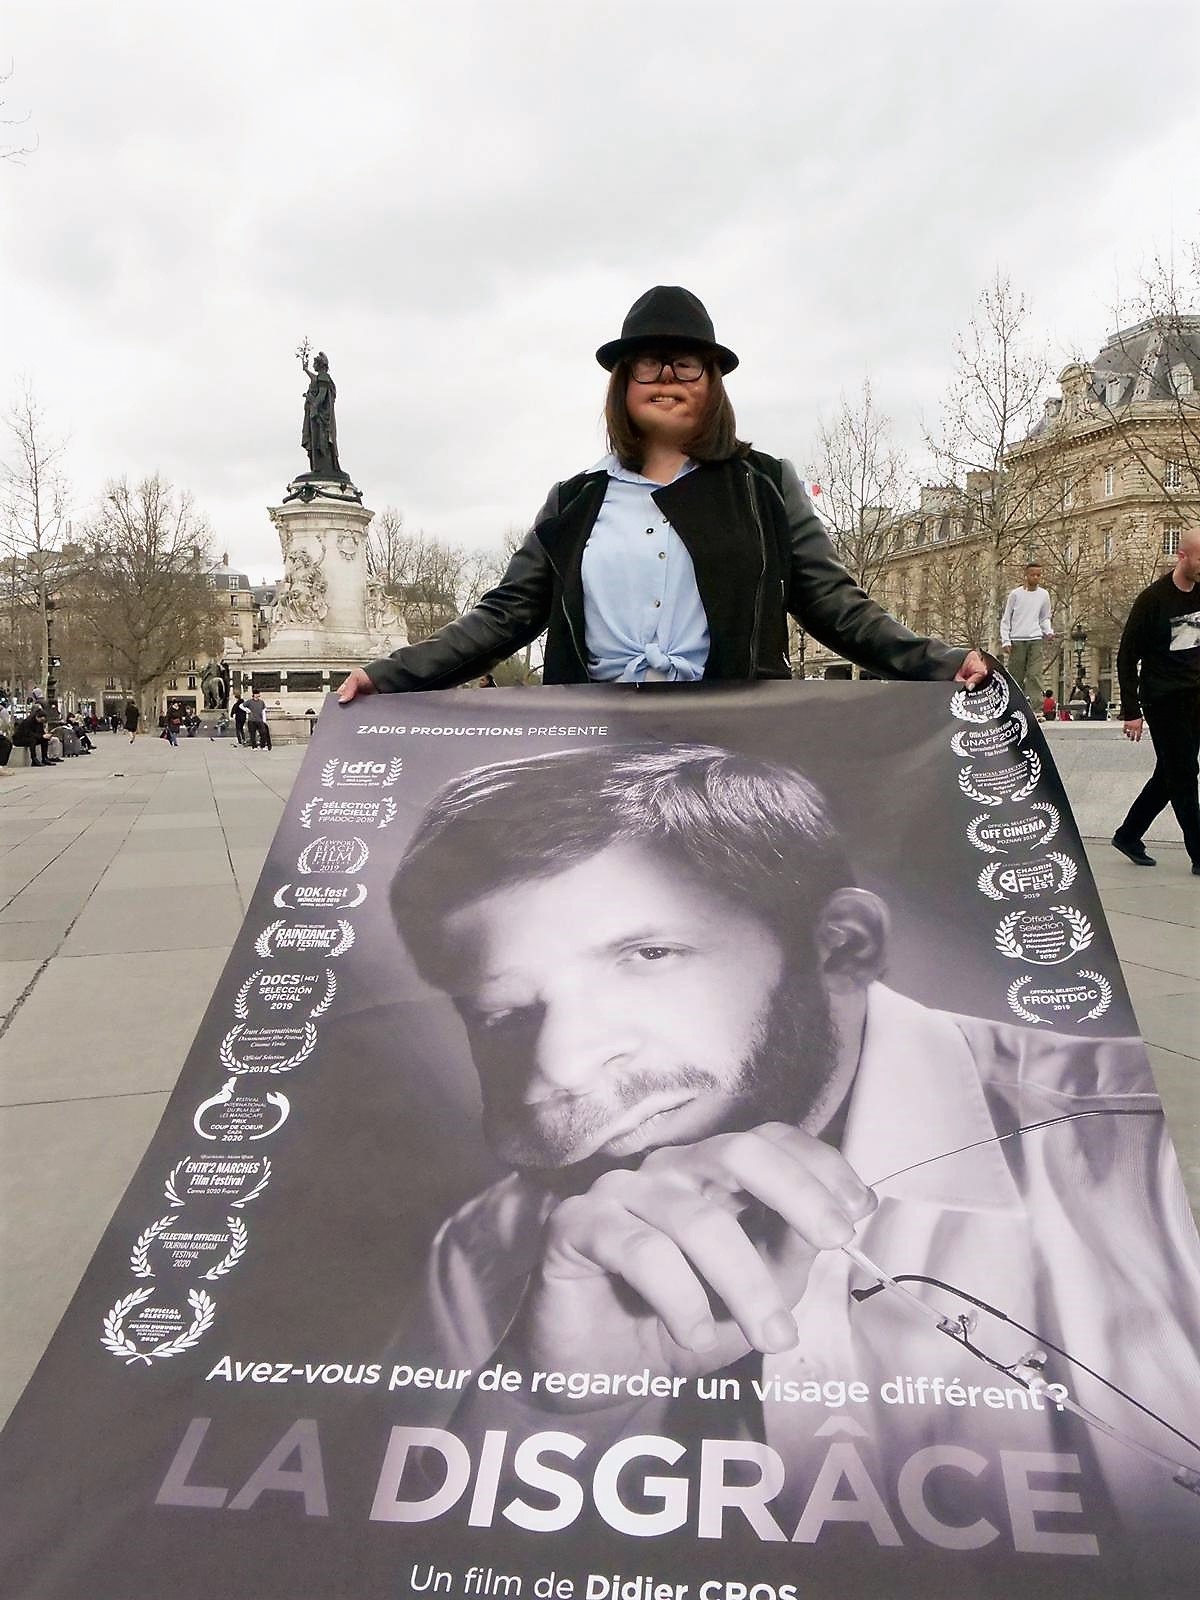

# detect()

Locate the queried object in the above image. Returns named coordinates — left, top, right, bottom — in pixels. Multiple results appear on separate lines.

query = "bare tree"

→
left=367, top=509, right=539, bottom=677
left=1, top=64, right=36, bottom=164
left=70, top=476, right=223, bottom=719
left=0, top=385, right=73, bottom=696
left=815, top=378, right=911, bottom=593
left=928, top=274, right=1069, bottom=652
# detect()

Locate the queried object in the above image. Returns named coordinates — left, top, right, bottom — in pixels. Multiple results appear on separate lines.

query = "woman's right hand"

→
left=336, top=667, right=378, bottom=704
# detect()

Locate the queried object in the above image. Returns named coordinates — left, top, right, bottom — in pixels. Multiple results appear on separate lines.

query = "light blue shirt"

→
left=580, top=454, right=710, bottom=682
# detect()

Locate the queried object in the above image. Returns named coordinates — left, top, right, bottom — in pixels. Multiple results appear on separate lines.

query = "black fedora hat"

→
left=596, top=286, right=739, bottom=374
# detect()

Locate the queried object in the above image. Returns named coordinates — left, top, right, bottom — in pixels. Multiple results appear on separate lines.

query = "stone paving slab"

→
left=61, top=883, right=244, bottom=956
left=0, top=1092, right=169, bottom=1416
left=0, top=948, right=229, bottom=1105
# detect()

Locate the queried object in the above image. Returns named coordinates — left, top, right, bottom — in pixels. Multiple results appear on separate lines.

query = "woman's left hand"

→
left=954, top=649, right=990, bottom=689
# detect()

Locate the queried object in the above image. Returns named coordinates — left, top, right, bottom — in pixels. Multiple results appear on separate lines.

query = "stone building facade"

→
left=803, top=317, right=1199, bottom=705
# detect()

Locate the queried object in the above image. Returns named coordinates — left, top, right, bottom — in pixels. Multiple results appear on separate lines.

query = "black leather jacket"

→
left=363, top=451, right=967, bottom=690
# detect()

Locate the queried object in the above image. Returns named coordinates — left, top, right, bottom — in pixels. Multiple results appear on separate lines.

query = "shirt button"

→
left=658, top=551, right=666, bottom=560
left=653, top=600, right=661, bottom=608
left=645, top=527, right=654, bottom=535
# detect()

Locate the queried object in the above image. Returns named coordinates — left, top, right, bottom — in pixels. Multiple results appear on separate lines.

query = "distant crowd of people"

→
left=1039, top=684, right=1109, bottom=722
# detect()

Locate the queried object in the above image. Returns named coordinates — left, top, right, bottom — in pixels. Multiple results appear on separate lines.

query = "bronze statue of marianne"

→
left=300, top=349, right=342, bottom=479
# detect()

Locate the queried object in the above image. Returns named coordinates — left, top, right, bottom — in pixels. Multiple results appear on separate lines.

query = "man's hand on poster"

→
left=336, top=667, right=378, bottom=703
left=1123, top=717, right=1144, bottom=742
left=954, top=649, right=991, bottom=688
left=501, top=1123, right=877, bottom=1407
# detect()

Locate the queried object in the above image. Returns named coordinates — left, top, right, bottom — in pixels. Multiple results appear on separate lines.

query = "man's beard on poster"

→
left=479, top=965, right=841, bottom=1196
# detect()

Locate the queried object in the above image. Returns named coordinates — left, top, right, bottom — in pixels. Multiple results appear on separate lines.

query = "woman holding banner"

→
left=338, top=287, right=988, bottom=699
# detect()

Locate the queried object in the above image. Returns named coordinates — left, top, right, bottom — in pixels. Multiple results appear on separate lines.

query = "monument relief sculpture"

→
left=280, top=547, right=328, bottom=625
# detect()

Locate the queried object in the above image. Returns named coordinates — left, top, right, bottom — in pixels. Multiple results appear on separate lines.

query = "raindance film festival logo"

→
left=274, top=880, right=366, bottom=911
left=994, top=904, right=1093, bottom=964
left=298, top=795, right=397, bottom=831
left=255, top=919, right=355, bottom=959
left=957, top=747, right=1041, bottom=806
left=296, top=836, right=370, bottom=876
left=319, top=755, right=403, bottom=790
left=977, top=853, right=1077, bottom=901
left=193, top=1079, right=290, bottom=1142
left=1008, top=971, right=1113, bottom=1026
left=967, top=803, right=1060, bottom=855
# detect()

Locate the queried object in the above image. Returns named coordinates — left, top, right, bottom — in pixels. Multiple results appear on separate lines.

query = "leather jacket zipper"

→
left=744, top=465, right=768, bottom=677
left=540, top=545, right=590, bottom=677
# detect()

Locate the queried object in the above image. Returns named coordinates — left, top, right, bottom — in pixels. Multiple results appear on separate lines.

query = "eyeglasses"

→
left=842, top=1108, right=1200, bottom=1500
left=628, top=353, right=707, bottom=384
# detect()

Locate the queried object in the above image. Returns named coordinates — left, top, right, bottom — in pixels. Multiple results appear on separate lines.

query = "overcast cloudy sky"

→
left=2, top=0, right=1196, bottom=580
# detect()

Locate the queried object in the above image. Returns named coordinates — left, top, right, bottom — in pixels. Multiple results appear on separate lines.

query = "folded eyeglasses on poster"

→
left=2, top=678, right=1198, bottom=1600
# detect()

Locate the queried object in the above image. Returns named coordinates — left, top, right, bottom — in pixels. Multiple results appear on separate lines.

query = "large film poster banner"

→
left=2, top=680, right=1199, bottom=1600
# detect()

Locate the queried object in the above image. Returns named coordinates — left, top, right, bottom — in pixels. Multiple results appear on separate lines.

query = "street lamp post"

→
left=1070, top=622, right=1088, bottom=703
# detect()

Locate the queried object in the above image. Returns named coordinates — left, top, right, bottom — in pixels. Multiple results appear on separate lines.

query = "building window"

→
left=1102, top=527, right=1114, bottom=561
left=1170, top=364, right=1194, bottom=397
left=230, top=593, right=238, bottom=606
left=187, top=675, right=197, bottom=689
left=1103, top=465, right=1114, bottom=497
left=1163, top=525, right=1181, bottom=556
left=1062, top=477, right=1074, bottom=511
left=1164, top=459, right=1183, bottom=491
left=914, top=521, right=926, bottom=546
left=167, top=678, right=178, bottom=689
left=1105, top=376, right=1123, bottom=407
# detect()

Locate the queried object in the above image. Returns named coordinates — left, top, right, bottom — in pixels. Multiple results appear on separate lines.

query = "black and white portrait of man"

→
left=389, top=741, right=1200, bottom=1544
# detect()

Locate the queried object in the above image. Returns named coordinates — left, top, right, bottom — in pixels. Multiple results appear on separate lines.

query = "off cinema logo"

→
left=967, top=803, right=1061, bottom=854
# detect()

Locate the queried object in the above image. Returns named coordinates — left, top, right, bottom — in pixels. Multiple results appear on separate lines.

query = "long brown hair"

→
left=604, top=360, right=749, bottom=472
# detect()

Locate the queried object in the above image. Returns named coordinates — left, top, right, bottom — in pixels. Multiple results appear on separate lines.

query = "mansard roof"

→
left=1089, top=314, right=1200, bottom=407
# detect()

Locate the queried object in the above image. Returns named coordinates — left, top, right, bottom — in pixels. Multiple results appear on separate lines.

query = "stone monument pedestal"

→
left=240, top=476, right=408, bottom=714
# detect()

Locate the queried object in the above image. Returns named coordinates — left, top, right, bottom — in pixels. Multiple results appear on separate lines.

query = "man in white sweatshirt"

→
left=1001, top=562, right=1055, bottom=702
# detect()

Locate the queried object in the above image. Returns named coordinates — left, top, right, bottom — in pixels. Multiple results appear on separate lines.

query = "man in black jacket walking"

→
left=1112, top=528, right=1200, bottom=873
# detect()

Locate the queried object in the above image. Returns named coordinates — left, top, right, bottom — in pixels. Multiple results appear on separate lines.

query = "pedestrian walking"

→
left=246, top=694, right=272, bottom=750
left=334, top=285, right=988, bottom=702
left=123, top=700, right=140, bottom=743
left=1000, top=563, right=1055, bottom=704
left=1112, top=528, right=1200, bottom=873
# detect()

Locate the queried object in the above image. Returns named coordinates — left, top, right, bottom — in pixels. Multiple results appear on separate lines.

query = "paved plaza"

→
left=0, top=722, right=1197, bottom=1426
